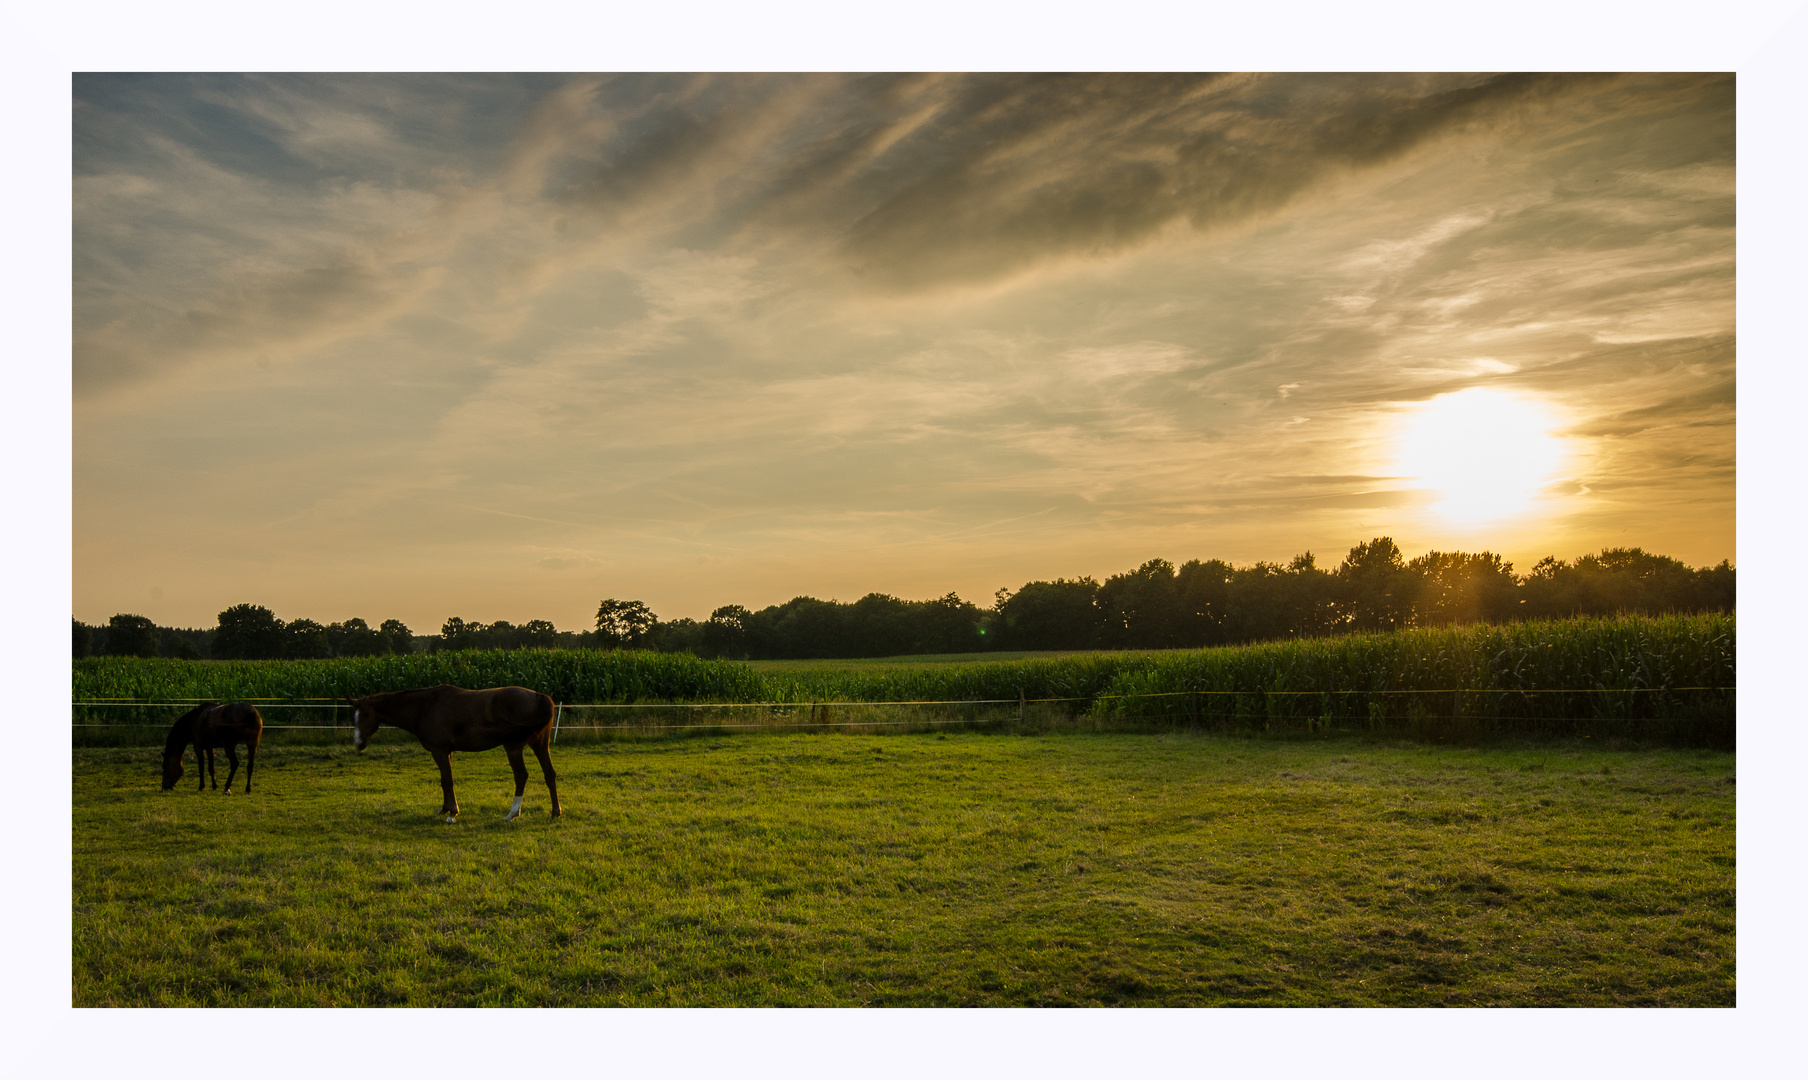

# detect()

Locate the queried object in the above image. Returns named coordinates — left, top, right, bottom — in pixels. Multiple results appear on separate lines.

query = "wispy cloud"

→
left=73, top=73, right=1736, bottom=627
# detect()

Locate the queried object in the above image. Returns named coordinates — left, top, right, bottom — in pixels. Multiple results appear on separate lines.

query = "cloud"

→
left=73, top=74, right=1738, bottom=625
left=75, top=256, right=443, bottom=393
left=821, top=73, right=1619, bottom=291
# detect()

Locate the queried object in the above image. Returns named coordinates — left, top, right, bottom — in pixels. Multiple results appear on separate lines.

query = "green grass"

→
left=74, top=732, right=1735, bottom=1006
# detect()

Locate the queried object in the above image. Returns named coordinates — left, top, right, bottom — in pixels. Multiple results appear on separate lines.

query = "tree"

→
left=847, top=593, right=915, bottom=657
left=1579, top=548, right=1699, bottom=613
left=1279, top=551, right=1341, bottom=636
left=1221, top=552, right=1339, bottom=642
left=439, top=617, right=480, bottom=652
left=214, top=604, right=287, bottom=660
left=105, top=614, right=161, bottom=658
left=285, top=618, right=333, bottom=659
left=912, top=592, right=985, bottom=654
left=1224, top=561, right=1314, bottom=643
left=73, top=619, right=93, bottom=659
left=1519, top=548, right=1715, bottom=619
left=378, top=619, right=414, bottom=655
left=1337, top=538, right=1416, bottom=632
left=1696, top=560, right=1736, bottom=612
left=652, top=617, right=707, bottom=655
left=595, top=599, right=657, bottom=649
left=329, top=617, right=391, bottom=657
left=1408, top=550, right=1518, bottom=625
left=1175, top=560, right=1234, bottom=645
left=702, top=605, right=751, bottom=658
left=163, top=631, right=202, bottom=660
left=518, top=619, right=561, bottom=649
left=768, top=597, right=847, bottom=658
left=994, top=578, right=1102, bottom=651
left=1098, top=560, right=1187, bottom=648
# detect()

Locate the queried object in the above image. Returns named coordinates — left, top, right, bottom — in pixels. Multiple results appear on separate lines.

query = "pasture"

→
left=73, top=731, right=1735, bottom=1006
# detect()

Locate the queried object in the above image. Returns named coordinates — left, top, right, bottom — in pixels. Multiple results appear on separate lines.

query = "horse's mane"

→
left=358, top=685, right=459, bottom=718
left=164, top=704, right=209, bottom=755
left=359, top=683, right=433, bottom=698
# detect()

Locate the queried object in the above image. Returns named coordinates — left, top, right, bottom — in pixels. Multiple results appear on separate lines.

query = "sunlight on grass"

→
left=74, top=734, right=1735, bottom=1006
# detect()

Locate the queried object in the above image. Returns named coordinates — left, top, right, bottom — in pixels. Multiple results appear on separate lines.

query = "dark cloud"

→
left=547, top=75, right=812, bottom=221
left=526, top=73, right=1660, bottom=291
left=75, top=260, right=409, bottom=393
left=816, top=73, right=1622, bottom=290
left=563, top=102, right=747, bottom=212
left=1566, top=370, right=1736, bottom=438
left=77, top=73, right=557, bottom=186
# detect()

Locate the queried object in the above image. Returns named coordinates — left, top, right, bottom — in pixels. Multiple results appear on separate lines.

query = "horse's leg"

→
left=503, top=743, right=529, bottom=821
left=222, top=744, right=240, bottom=794
left=245, top=741, right=256, bottom=794
left=530, top=732, right=561, bottom=819
left=431, top=749, right=459, bottom=822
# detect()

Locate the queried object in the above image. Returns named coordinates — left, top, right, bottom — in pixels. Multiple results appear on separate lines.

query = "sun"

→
left=1391, top=387, right=1570, bottom=525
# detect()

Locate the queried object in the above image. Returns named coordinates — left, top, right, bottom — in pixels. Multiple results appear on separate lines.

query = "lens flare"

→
left=1392, top=388, right=1569, bottom=524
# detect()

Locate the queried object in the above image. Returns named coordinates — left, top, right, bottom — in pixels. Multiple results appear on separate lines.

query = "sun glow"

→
left=1392, top=388, right=1570, bottom=525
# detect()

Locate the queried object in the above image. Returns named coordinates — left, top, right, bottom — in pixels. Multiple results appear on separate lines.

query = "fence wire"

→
left=70, top=684, right=1735, bottom=742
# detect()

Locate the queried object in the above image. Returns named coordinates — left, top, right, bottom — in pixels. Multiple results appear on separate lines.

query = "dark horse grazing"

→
left=162, top=703, right=263, bottom=794
left=347, top=685, right=560, bottom=823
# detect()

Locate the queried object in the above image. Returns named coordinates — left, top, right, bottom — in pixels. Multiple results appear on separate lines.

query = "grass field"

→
left=73, top=732, right=1735, bottom=1006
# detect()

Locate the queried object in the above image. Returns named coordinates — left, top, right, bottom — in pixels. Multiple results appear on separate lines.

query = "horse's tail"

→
left=532, top=691, right=557, bottom=743
left=235, top=702, right=264, bottom=742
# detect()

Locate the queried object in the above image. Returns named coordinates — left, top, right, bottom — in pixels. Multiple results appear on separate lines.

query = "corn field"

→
left=73, top=613, right=1732, bottom=745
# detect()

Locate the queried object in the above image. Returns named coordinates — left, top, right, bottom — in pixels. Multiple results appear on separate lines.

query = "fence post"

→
left=552, top=703, right=562, bottom=745
left=1019, top=688, right=1026, bottom=724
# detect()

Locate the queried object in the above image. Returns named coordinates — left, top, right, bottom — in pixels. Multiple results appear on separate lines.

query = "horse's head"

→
left=160, top=752, right=183, bottom=790
left=349, top=697, right=379, bottom=752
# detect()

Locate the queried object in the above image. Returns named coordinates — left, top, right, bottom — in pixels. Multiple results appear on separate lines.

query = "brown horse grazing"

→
left=347, top=685, right=560, bottom=823
left=162, top=703, right=263, bottom=794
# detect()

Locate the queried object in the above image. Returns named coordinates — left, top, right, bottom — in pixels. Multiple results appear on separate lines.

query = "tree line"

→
left=640, top=541, right=1734, bottom=659
left=74, top=605, right=417, bottom=661
left=77, top=539, right=1733, bottom=662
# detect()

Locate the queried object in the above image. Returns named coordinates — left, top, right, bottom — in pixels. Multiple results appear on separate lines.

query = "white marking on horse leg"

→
left=444, top=813, right=458, bottom=824
left=505, top=795, right=523, bottom=821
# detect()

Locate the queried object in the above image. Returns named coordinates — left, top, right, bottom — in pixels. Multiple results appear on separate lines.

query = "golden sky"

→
left=73, top=73, right=1735, bottom=630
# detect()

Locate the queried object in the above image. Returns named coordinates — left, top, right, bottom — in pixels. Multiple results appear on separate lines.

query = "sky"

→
left=72, top=72, right=1736, bottom=631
